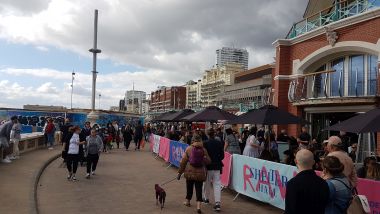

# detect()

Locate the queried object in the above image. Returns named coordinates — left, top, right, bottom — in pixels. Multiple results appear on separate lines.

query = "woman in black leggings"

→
left=63, top=126, right=85, bottom=181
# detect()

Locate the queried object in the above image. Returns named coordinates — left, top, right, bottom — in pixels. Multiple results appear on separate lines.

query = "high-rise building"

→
left=201, top=63, right=244, bottom=107
left=185, top=80, right=202, bottom=110
left=216, top=47, right=249, bottom=70
left=124, top=90, right=146, bottom=114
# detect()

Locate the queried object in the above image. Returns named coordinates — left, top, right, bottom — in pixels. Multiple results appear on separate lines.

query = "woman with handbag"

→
left=322, top=156, right=352, bottom=214
left=177, top=134, right=211, bottom=214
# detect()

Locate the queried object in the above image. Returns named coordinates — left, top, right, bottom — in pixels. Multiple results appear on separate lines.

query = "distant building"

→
left=185, top=80, right=202, bottom=110
left=201, top=63, right=244, bottom=107
left=149, top=86, right=186, bottom=112
left=216, top=64, right=274, bottom=112
left=23, top=105, right=67, bottom=111
left=216, top=47, right=249, bottom=70
left=119, top=99, right=126, bottom=111
left=124, top=90, right=146, bottom=114
left=109, top=106, right=119, bottom=111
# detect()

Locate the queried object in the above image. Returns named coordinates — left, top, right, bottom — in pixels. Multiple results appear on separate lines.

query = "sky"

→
left=0, top=0, right=308, bottom=109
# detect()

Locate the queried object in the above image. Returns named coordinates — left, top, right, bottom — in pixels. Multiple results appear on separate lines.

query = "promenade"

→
left=0, top=143, right=281, bottom=214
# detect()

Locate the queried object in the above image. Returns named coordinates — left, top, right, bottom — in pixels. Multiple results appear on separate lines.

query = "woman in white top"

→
left=243, top=128, right=261, bottom=158
left=63, top=126, right=85, bottom=181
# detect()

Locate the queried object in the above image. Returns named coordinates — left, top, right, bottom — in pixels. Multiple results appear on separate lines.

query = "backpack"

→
left=189, top=146, right=204, bottom=167
left=331, top=178, right=371, bottom=214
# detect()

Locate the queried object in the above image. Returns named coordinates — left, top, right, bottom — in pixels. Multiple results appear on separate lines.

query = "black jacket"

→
left=203, top=138, right=224, bottom=171
left=284, top=170, right=329, bottom=214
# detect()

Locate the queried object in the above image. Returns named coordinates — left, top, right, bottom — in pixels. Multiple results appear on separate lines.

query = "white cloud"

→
left=0, top=0, right=308, bottom=109
left=35, top=46, right=49, bottom=52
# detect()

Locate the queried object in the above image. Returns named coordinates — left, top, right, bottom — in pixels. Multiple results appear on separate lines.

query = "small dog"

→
left=155, top=184, right=166, bottom=210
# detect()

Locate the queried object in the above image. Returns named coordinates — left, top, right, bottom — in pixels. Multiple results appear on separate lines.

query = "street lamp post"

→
left=98, top=93, right=101, bottom=109
left=87, top=9, right=101, bottom=125
left=71, top=71, right=75, bottom=109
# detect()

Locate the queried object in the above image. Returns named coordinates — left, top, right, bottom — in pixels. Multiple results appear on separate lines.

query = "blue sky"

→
left=0, top=39, right=141, bottom=73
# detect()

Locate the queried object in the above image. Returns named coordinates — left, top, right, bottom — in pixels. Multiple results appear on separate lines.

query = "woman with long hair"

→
left=224, top=128, right=240, bottom=155
left=177, top=134, right=211, bottom=213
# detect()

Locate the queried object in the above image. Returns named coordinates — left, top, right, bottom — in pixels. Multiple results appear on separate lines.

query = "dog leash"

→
left=160, top=176, right=178, bottom=186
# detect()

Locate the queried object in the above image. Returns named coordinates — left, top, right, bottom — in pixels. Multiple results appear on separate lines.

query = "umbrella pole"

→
left=355, top=133, right=361, bottom=164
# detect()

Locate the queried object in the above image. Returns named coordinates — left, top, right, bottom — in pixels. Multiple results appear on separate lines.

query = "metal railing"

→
left=288, top=69, right=379, bottom=103
left=286, top=0, right=380, bottom=39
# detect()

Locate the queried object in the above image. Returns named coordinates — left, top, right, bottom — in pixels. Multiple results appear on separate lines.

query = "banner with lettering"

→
left=159, top=137, right=170, bottom=162
left=221, top=152, right=232, bottom=187
left=169, top=140, right=188, bottom=167
left=152, top=134, right=161, bottom=154
left=357, top=178, right=380, bottom=213
left=231, top=154, right=297, bottom=209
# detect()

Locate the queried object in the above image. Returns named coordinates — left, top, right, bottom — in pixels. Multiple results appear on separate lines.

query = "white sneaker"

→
left=48, top=147, right=54, bottom=150
left=8, top=156, right=16, bottom=160
left=91, top=171, right=95, bottom=175
left=2, top=158, right=12, bottom=163
left=86, top=173, right=90, bottom=179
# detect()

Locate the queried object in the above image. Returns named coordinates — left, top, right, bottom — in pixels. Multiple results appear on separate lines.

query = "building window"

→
left=314, top=65, right=327, bottom=98
left=330, top=58, right=344, bottom=97
left=348, top=55, right=365, bottom=96
left=368, top=55, right=378, bottom=95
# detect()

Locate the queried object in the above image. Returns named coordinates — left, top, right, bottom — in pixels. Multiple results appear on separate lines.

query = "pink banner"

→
left=159, top=137, right=170, bottom=162
left=149, top=134, right=154, bottom=151
left=357, top=178, right=380, bottom=213
left=221, top=152, right=232, bottom=187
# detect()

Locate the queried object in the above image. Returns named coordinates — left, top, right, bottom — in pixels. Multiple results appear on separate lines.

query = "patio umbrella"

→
left=154, top=111, right=176, bottom=122
left=324, top=108, right=380, bottom=133
left=180, top=106, right=237, bottom=122
left=159, top=109, right=195, bottom=122
left=227, top=105, right=306, bottom=125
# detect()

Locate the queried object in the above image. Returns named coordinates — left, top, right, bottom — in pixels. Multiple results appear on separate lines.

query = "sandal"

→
left=183, top=201, right=191, bottom=207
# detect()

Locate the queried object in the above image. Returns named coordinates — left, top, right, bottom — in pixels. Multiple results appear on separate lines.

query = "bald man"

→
left=285, top=149, right=329, bottom=214
left=325, top=135, right=358, bottom=187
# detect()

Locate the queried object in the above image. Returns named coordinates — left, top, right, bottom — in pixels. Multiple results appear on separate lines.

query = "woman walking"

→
left=224, top=128, right=240, bottom=155
left=177, top=134, right=211, bottom=214
left=243, top=128, right=261, bottom=158
left=85, top=129, right=103, bottom=179
left=322, top=156, right=352, bottom=214
left=123, top=124, right=133, bottom=151
left=62, top=126, right=85, bottom=181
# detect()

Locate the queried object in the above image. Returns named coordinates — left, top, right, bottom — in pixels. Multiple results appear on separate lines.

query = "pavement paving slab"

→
left=0, top=147, right=61, bottom=214
left=37, top=144, right=282, bottom=214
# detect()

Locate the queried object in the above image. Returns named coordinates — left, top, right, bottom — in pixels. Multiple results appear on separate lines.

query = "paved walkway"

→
left=0, top=147, right=61, bottom=214
left=37, top=144, right=282, bottom=214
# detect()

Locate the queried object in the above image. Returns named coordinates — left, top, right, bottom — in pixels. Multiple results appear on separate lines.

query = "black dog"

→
left=155, top=184, right=166, bottom=210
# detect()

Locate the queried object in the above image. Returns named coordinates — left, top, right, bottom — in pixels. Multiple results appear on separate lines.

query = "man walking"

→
left=133, top=121, right=144, bottom=150
left=0, top=116, right=19, bottom=163
left=284, top=149, right=329, bottom=214
left=203, top=128, right=224, bottom=212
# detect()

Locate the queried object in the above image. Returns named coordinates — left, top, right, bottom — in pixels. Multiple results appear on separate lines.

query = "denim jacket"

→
left=325, top=176, right=352, bottom=214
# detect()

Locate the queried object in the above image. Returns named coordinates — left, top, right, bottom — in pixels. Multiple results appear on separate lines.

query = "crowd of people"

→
left=146, top=122, right=379, bottom=213
left=154, top=123, right=380, bottom=182
left=60, top=119, right=147, bottom=180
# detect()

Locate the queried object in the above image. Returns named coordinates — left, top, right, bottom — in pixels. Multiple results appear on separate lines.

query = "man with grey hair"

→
left=285, top=149, right=329, bottom=214
left=324, top=135, right=358, bottom=187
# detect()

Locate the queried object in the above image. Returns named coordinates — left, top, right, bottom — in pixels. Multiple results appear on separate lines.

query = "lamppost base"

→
left=87, top=110, right=100, bottom=126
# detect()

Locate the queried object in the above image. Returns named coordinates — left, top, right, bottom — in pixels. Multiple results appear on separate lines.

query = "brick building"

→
left=149, top=86, right=186, bottom=112
left=273, top=0, right=380, bottom=159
